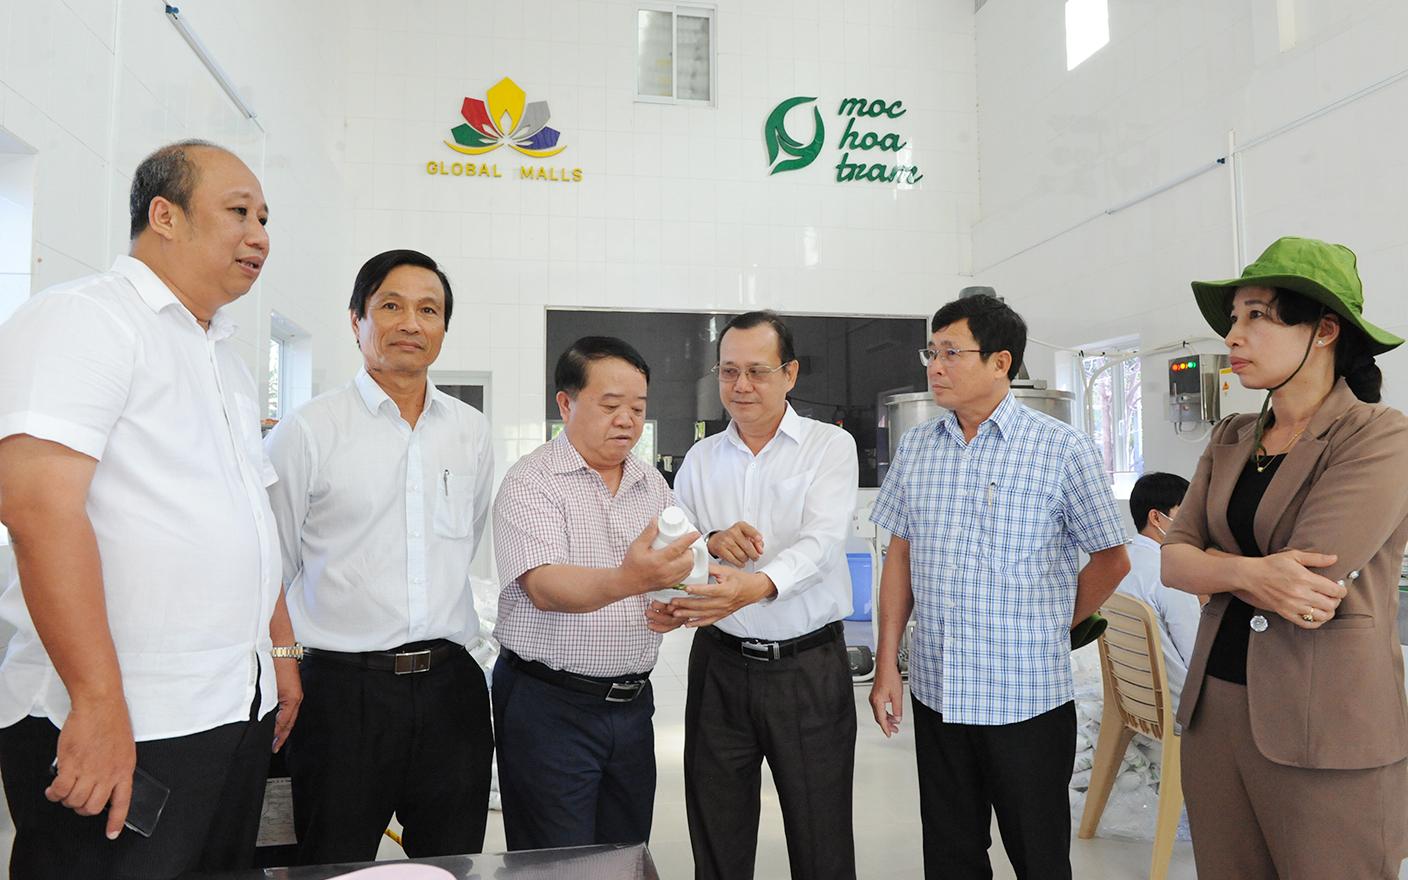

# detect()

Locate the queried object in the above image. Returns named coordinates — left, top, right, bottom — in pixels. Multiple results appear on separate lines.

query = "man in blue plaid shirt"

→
left=869, top=294, right=1130, bottom=879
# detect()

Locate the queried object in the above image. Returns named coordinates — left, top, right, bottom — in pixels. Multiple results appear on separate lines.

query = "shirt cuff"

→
left=497, top=552, right=562, bottom=590
left=0, top=411, right=108, bottom=461
left=1082, top=534, right=1132, bottom=554
left=758, top=559, right=797, bottom=602
left=869, top=512, right=909, bottom=541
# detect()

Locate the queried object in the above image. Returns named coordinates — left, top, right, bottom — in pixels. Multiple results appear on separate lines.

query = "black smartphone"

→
left=49, top=759, right=171, bottom=838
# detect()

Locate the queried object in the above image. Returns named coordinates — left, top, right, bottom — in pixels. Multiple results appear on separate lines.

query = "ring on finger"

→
left=1301, top=608, right=1316, bottom=623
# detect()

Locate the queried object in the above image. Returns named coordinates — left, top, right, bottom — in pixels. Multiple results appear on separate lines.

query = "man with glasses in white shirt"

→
left=670, top=311, right=860, bottom=880
left=0, top=140, right=295, bottom=879
left=264, top=249, right=495, bottom=864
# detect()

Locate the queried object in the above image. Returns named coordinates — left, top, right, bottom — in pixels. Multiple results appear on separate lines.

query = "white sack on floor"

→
left=1067, top=649, right=1190, bottom=842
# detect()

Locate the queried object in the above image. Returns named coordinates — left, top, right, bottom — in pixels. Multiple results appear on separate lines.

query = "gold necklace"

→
left=1254, top=424, right=1308, bottom=473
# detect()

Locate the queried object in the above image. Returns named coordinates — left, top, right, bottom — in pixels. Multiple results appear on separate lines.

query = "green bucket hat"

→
left=1191, top=236, right=1403, bottom=355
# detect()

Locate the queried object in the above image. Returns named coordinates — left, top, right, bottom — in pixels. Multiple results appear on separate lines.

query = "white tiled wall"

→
left=1, top=0, right=981, bottom=492
left=19, top=0, right=1404, bottom=492
left=970, top=0, right=1408, bottom=479
left=0, top=0, right=349, bottom=402
left=337, top=0, right=981, bottom=471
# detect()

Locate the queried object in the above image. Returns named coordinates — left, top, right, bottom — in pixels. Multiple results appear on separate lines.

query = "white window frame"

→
left=427, top=370, right=493, bottom=421
left=1076, top=338, right=1142, bottom=485
left=0, top=132, right=37, bottom=327
left=267, top=334, right=287, bottom=420
left=268, top=312, right=312, bottom=422
left=634, top=3, right=716, bottom=106
left=1065, top=0, right=1109, bottom=71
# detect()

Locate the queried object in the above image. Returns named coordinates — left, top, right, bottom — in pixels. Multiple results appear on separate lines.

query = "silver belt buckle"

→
left=394, top=649, right=433, bottom=675
left=605, top=680, right=645, bottom=703
left=741, top=640, right=781, bottom=661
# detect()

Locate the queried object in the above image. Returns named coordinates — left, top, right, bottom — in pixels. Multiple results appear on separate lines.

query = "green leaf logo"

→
left=764, top=97, right=824, bottom=175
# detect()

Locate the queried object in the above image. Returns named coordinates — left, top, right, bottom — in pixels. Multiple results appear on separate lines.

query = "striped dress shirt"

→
left=493, top=434, right=673, bottom=677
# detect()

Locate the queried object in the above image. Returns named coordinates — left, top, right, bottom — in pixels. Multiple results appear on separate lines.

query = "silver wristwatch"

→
left=270, top=643, right=304, bottom=661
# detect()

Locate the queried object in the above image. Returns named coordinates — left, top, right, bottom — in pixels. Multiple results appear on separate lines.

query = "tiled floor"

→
left=384, top=625, right=1202, bottom=877
left=639, top=627, right=1199, bottom=879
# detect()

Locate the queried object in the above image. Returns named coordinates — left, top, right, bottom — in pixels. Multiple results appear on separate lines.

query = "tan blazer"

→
left=1167, top=378, right=1408, bottom=770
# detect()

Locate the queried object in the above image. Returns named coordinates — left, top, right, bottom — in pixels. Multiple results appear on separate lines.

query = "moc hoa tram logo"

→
left=763, top=94, right=922, bottom=185
left=427, top=77, right=582, bottom=183
left=764, top=97, right=825, bottom=175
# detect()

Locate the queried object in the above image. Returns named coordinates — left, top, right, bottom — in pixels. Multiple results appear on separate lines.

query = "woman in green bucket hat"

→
left=1162, top=236, right=1408, bottom=877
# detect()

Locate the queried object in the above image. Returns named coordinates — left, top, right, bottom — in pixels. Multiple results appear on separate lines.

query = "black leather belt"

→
left=703, top=620, right=842, bottom=661
left=303, top=640, right=461, bottom=674
left=500, top=649, right=650, bottom=703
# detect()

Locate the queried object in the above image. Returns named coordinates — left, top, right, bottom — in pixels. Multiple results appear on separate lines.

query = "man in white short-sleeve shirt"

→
left=0, top=141, right=298, bottom=880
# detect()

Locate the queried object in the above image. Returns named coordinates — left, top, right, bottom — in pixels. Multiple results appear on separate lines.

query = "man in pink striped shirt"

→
left=492, top=336, right=697, bottom=850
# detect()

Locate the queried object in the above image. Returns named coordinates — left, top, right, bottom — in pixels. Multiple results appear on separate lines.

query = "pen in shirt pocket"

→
left=986, top=481, right=996, bottom=507
left=443, top=468, right=451, bottom=497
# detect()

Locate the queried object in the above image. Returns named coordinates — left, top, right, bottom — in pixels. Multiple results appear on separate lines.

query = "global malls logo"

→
left=426, top=77, right=582, bottom=183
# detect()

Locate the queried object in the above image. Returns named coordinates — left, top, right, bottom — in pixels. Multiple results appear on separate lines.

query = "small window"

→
left=267, top=335, right=286, bottom=421
left=267, top=312, right=312, bottom=427
left=1065, top=0, right=1109, bottom=70
left=1081, top=351, right=1143, bottom=480
left=0, top=131, right=37, bottom=326
left=635, top=4, right=714, bottom=104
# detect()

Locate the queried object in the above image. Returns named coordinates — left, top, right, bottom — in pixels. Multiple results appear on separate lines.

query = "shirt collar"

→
left=110, top=255, right=237, bottom=341
left=724, top=403, right=803, bottom=454
left=939, top=390, right=1020, bottom=442
left=546, top=432, right=649, bottom=489
left=1130, top=533, right=1160, bottom=552
left=353, top=367, right=445, bottom=420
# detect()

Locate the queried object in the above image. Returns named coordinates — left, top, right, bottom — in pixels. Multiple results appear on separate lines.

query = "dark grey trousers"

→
left=684, top=625, right=858, bottom=880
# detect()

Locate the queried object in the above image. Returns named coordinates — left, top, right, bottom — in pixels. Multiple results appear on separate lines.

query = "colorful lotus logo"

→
left=446, top=77, right=566, bottom=158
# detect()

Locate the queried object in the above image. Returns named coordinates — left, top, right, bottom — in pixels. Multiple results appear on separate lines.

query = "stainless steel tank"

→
left=881, top=381, right=1076, bottom=463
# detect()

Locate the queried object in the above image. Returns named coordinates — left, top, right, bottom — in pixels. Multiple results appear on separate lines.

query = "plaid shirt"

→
left=492, top=434, right=673, bottom=677
left=871, top=392, right=1127, bottom=725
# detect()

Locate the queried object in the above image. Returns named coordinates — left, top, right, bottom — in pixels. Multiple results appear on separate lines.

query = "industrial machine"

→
left=1167, top=354, right=1221, bottom=424
left=880, top=379, right=1075, bottom=466
left=872, top=374, right=1070, bottom=481
left=1167, top=353, right=1266, bottom=424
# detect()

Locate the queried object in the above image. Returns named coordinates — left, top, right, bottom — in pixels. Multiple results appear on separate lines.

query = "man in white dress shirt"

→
left=264, top=249, right=495, bottom=863
left=1116, top=472, right=1200, bottom=708
left=671, top=311, right=860, bottom=880
left=0, top=140, right=297, bottom=879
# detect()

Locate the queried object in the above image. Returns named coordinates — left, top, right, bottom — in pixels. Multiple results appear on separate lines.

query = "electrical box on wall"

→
left=1218, top=363, right=1265, bottom=418
left=1167, top=355, right=1226, bottom=424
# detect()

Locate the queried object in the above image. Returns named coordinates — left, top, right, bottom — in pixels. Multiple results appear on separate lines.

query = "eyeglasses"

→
left=918, top=347, right=991, bottom=367
left=712, top=362, right=792, bottom=384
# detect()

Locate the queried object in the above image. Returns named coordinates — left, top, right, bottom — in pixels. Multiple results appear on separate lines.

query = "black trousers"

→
left=491, top=654, right=656, bottom=851
left=0, top=690, right=274, bottom=880
left=912, top=696, right=1076, bottom=880
left=684, top=626, right=858, bottom=880
left=286, top=645, right=494, bottom=864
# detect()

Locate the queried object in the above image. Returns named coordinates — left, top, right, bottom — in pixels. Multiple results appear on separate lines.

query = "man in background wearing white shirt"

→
left=1117, top=472, right=1200, bottom=708
left=0, top=140, right=297, bottom=879
left=671, top=311, right=860, bottom=880
left=264, top=249, right=495, bottom=864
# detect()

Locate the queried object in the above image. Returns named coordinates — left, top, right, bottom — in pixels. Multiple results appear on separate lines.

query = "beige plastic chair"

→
left=1077, top=592, right=1183, bottom=880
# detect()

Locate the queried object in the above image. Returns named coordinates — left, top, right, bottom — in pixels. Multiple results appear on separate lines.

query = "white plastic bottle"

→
left=647, top=506, right=710, bottom=603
